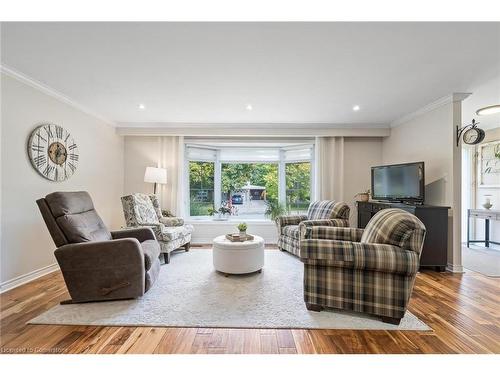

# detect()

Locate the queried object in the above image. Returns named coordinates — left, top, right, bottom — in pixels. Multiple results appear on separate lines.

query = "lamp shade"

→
left=144, top=167, right=167, bottom=184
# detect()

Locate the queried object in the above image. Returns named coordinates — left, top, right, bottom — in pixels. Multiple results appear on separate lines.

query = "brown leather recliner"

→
left=37, top=191, right=161, bottom=304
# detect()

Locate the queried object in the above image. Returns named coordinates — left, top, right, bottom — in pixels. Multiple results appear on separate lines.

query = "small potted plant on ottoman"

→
left=238, top=222, right=248, bottom=239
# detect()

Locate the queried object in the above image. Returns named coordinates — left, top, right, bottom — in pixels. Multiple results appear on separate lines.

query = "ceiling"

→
left=1, top=22, right=499, bottom=126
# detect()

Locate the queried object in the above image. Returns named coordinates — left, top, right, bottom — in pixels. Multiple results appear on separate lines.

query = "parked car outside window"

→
left=231, top=194, right=243, bottom=205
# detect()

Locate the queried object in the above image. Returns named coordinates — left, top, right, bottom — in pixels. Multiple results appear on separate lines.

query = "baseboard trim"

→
left=446, top=263, right=465, bottom=273
left=0, top=263, right=60, bottom=294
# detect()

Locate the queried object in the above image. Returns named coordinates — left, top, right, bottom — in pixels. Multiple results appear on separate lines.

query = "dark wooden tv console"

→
left=357, top=201, right=450, bottom=271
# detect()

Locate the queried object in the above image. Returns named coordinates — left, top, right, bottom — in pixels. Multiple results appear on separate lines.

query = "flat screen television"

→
left=371, top=162, right=425, bottom=203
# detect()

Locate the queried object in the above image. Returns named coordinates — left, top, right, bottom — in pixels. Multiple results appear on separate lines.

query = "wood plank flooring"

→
left=1, top=252, right=499, bottom=354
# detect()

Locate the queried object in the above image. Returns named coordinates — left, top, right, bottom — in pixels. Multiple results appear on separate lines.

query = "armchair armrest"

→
left=111, top=227, right=156, bottom=242
left=301, top=226, right=364, bottom=241
left=300, top=218, right=349, bottom=228
left=54, top=239, right=145, bottom=302
left=276, top=214, right=307, bottom=234
left=300, top=239, right=419, bottom=275
left=159, top=216, right=185, bottom=227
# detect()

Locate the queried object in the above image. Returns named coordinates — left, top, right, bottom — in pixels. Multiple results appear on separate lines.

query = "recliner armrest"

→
left=54, top=239, right=146, bottom=302
left=111, top=227, right=156, bottom=242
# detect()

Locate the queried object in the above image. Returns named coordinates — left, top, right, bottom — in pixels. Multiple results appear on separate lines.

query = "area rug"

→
left=29, top=250, right=430, bottom=330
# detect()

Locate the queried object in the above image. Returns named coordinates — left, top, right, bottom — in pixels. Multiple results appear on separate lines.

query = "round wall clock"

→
left=463, top=126, right=485, bottom=145
left=27, top=124, right=79, bottom=181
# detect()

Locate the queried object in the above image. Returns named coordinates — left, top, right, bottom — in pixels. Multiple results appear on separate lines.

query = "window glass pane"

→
left=189, top=161, right=214, bottom=216
left=221, top=163, right=278, bottom=219
left=286, top=162, right=311, bottom=214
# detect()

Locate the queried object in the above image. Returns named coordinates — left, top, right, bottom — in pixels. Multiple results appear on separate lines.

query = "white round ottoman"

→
left=212, top=235, right=265, bottom=275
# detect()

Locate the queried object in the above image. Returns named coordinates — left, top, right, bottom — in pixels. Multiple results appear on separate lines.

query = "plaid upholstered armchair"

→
left=300, top=208, right=426, bottom=325
left=277, top=200, right=350, bottom=257
left=121, top=193, right=193, bottom=264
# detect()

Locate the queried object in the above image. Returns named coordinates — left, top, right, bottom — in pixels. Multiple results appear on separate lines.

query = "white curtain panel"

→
left=315, top=136, right=345, bottom=202
left=158, top=136, right=185, bottom=216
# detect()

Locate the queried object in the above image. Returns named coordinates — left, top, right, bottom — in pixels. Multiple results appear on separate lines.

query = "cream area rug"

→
left=30, top=250, right=430, bottom=330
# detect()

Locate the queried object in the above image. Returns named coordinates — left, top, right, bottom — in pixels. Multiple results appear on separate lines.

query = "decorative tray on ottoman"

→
left=225, top=233, right=254, bottom=242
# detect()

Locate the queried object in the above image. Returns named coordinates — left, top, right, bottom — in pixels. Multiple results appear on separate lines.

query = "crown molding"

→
left=1, top=64, right=116, bottom=127
left=390, top=92, right=472, bottom=128
left=116, top=122, right=390, bottom=129
left=116, top=124, right=390, bottom=137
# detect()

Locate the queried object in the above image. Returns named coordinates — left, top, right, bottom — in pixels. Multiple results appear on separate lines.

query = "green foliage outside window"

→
left=221, top=163, right=278, bottom=201
left=189, top=161, right=214, bottom=216
left=286, top=162, right=311, bottom=213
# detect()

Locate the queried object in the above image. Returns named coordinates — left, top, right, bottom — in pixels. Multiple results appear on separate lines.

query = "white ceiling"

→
left=1, top=22, right=499, bottom=126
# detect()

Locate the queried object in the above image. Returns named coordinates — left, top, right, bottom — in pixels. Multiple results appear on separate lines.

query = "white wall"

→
left=0, top=73, right=124, bottom=286
left=461, top=74, right=500, bottom=241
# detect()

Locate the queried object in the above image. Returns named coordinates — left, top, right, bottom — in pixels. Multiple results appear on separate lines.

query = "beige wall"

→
left=343, top=137, right=383, bottom=226
left=123, top=136, right=160, bottom=196
left=382, top=103, right=454, bottom=206
left=0, top=73, right=124, bottom=285
left=381, top=100, right=464, bottom=271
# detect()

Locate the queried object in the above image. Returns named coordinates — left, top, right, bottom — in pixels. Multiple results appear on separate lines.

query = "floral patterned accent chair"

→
left=121, top=193, right=193, bottom=264
left=276, top=200, right=350, bottom=257
left=300, top=208, right=426, bottom=325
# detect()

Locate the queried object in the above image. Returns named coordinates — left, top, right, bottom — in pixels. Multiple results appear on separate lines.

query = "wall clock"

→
left=27, top=124, right=79, bottom=181
left=456, top=119, right=486, bottom=146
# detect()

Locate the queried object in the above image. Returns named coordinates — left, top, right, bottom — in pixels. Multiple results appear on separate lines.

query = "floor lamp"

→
left=144, top=166, right=167, bottom=194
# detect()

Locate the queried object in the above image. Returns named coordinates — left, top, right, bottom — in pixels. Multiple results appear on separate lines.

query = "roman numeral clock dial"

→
left=27, top=124, right=79, bottom=182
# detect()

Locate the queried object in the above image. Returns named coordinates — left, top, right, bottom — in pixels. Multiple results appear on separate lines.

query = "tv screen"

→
left=371, top=162, right=424, bottom=202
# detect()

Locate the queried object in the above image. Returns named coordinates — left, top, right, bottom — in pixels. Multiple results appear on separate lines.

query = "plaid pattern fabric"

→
left=361, top=208, right=426, bottom=254
left=307, top=201, right=350, bottom=220
left=303, top=226, right=364, bottom=242
left=282, top=225, right=300, bottom=239
left=277, top=201, right=350, bottom=256
left=303, top=264, right=416, bottom=319
left=277, top=215, right=307, bottom=235
left=300, top=240, right=419, bottom=275
left=299, top=208, right=425, bottom=320
left=278, top=235, right=301, bottom=256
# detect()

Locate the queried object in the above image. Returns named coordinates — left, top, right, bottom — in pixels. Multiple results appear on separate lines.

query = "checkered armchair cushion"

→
left=299, top=208, right=426, bottom=321
left=361, top=208, right=426, bottom=255
left=276, top=201, right=350, bottom=257
left=307, top=200, right=350, bottom=220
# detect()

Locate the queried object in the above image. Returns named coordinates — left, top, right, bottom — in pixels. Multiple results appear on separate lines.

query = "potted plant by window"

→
left=238, top=222, right=248, bottom=238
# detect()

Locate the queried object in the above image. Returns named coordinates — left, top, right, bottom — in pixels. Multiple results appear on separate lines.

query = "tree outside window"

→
left=285, top=162, right=311, bottom=213
left=189, top=161, right=214, bottom=216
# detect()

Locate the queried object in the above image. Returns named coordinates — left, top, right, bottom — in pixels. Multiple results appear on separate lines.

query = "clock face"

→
left=28, top=124, right=79, bottom=181
left=463, top=127, right=486, bottom=145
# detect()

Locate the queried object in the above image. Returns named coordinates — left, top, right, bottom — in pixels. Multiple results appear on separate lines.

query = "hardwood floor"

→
left=1, top=258, right=499, bottom=354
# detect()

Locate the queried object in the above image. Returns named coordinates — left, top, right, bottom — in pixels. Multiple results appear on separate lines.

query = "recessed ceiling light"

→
left=138, top=104, right=146, bottom=110
left=476, top=104, right=500, bottom=116
left=353, top=105, right=360, bottom=111
left=246, top=104, right=253, bottom=111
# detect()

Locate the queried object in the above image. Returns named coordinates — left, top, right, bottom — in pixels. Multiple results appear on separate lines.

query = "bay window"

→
left=186, top=141, right=314, bottom=220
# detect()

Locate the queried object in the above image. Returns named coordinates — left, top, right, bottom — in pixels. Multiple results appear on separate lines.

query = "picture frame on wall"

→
left=478, top=140, right=500, bottom=188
